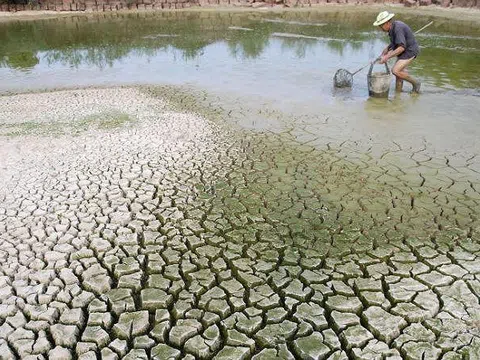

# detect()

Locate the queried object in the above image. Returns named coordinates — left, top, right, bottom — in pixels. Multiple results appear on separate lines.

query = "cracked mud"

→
left=0, top=87, right=479, bottom=359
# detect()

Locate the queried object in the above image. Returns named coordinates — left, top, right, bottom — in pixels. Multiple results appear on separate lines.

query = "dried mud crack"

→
left=0, top=86, right=479, bottom=359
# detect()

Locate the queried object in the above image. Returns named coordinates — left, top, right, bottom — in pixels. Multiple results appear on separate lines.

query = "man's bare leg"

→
left=395, top=78, right=404, bottom=92
left=392, top=57, right=421, bottom=93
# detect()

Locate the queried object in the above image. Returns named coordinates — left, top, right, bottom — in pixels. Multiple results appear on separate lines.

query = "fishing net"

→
left=333, top=69, right=353, bottom=88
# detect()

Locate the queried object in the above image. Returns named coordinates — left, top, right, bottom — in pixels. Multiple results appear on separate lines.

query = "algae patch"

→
left=0, top=111, right=134, bottom=137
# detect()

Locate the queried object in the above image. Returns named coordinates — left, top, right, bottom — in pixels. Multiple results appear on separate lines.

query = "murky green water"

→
left=1, top=10, right=479, bottom=94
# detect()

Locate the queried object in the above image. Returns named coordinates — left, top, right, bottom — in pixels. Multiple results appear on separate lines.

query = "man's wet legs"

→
left=392, top=57, right=421, bottom=93
left=395, top=78, right=404, bottom=92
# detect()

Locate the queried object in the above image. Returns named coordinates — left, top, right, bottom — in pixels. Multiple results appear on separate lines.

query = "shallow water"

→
left=1, top=10, right=479, bottom=93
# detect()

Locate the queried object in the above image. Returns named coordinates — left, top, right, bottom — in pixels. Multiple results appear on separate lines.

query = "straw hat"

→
left=373, top=11, right=395, bottom=26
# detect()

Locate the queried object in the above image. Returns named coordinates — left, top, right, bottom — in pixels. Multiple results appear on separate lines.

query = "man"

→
left=374, top=11, right=421, bottom=93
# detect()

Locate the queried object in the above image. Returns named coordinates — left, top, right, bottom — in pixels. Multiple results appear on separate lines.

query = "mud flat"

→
left=0, top=86, right=479, bottom=359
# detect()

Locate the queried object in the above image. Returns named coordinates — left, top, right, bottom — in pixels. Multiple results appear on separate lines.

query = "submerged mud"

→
left=0, top=86, right=479, bottom=359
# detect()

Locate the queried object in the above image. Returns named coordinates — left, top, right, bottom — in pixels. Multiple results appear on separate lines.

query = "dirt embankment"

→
left=0, top=0, right=479, bottom=19
left=0, top=5, right=480, bottom=24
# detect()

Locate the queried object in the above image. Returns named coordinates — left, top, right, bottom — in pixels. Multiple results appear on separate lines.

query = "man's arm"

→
left=380, top=46, right=405, bottom=63
left=380, top=25, right=407, bottom=63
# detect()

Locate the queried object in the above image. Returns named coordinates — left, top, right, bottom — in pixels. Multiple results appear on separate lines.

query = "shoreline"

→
left=1, top=5, right=480, bottom=24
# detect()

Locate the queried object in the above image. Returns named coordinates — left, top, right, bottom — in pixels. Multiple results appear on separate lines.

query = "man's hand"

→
left=380, top=47, right=404, bottom=64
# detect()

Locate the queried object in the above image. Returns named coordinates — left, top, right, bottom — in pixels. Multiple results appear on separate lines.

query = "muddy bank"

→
left=1, top=0, right=479, bottom=13
left=1, top=4, right=480, bottom=23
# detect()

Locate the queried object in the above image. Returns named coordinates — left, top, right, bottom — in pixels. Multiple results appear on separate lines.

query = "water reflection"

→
left=0, top=52, right=39, bottom=70
left=226, top=26, right=271, bottom=59
left=0, top=10, right=479, bottom=91
left=279, top=37, right=317, bottom=59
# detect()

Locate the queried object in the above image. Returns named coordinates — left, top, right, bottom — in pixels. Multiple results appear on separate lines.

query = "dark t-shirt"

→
left=388, top=20, right=419, bottom=60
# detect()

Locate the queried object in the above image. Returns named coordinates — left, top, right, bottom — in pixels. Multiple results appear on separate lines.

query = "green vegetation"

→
left=0, top=111, right=134, bottom=136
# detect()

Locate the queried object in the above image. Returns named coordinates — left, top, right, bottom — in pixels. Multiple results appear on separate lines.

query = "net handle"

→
left=415, top=21, right=434, bottom=35
left=351, top=57, right=380, bottom=76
